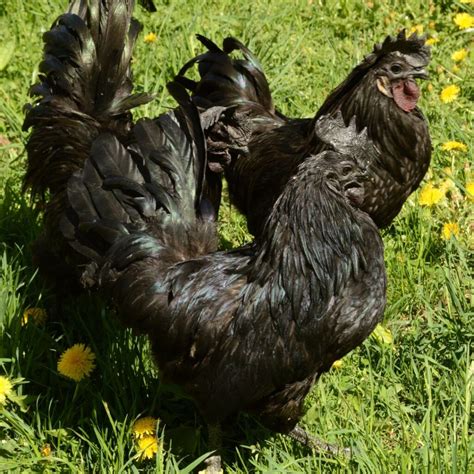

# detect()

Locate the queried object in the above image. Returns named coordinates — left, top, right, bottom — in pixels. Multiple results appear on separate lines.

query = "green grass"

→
left=0, top=0, right=473, bottom=472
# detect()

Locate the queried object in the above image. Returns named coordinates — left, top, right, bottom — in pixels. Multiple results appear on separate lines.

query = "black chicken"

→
left=61, top=94, right=386, bottom=468
left=23, top=0, right=152, bottom=291
left=25, top=1, right=387, bottom=469
left=177, top=32, right=432, bottom=237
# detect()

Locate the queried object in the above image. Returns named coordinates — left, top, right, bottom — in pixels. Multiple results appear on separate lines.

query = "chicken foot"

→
left=202, top=423, right=223, bottom=474
left=288, top=425, right=351, bottom=458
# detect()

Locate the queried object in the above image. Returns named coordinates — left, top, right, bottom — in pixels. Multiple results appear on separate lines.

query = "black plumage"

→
left=62, top=91, right=386, bottom=461
left=177, top=32, right=432, bottom=237
left=24, top=2, right=387, bottom=467
left=23, top=0, right=152, bottom=290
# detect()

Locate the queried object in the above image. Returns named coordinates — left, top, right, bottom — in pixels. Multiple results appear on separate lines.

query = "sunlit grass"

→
left=0, top=0, right=472, bottom=471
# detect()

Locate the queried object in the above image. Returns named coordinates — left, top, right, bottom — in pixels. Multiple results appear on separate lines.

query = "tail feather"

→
left=24, top=0, right=152, bottom=214
left=62, top=85, right=211, bottom=276
left=176, top=35, right=274, bottom=113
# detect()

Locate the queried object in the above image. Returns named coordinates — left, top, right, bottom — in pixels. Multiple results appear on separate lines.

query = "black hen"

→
left=177, top=32, right=431, bottom=237
left=23, top=0, right=152, bottom=290
left=62, top=90, right=386, bottom=465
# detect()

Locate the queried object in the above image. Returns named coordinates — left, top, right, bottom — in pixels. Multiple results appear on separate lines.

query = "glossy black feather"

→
left=176, top=33, right=431, bottom=236
left=63, top=110, right=386, bottom=434
left=23, top=0, right=153, bottom=290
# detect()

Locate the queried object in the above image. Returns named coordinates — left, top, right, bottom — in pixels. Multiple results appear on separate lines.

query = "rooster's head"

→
left=371, top=31, right=430, bottom=113
left=315, top=113, right=377, bottom=207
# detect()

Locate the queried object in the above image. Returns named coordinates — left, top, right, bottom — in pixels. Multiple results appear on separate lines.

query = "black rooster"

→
left=177, top=32, right=432, bottom=237
left=61, top=97, right=386, bottom=468
left=23, top=0, right=152, bottom=291
left=24, top=1, right=387, bottom=469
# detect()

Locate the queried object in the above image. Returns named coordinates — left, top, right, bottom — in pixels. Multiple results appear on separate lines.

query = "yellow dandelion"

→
left=419, top=183, right=445, bottom=206
left=451, top=49, right=468, bottom=62
left=57, top=344, right=96, bottom=382
left=332, top=360, right=343, bottom=369
left=441, top=141, right=468, bottom=152
left=427, top=83, right=434, bottom=92
left=40, top=443, right=52, bottom=457
left=22, top=307, right=47, bottom=326
left=144, top=32, right=157, bottom=43
left=137, top=434, right=159, bottom=460
left=132, top=417, right=158, bottom=438
left=440, top=85, right=460, bottom=103
left=0, top=375, right=13, bottom=404
left=454, top=13, right=474, bottom=30
left=466, top=182, right=474, bottom=199
left=425, top=37, right=439, bottom=46
left=372, top=324, right=394, bottom=345
left=428, top=21, right=436, bottom=30
left=441, top=223, right=460, bottom=240
left=409, top=24, right=424, bottom=35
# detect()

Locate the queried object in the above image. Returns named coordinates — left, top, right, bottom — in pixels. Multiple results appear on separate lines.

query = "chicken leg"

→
left=202, top=423, right=223, bottom=474
left=288, top=425, right=351, bottom=458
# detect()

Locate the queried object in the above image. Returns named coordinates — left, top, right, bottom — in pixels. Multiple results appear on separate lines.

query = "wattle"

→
left=392, top=79, right=420, bottom=113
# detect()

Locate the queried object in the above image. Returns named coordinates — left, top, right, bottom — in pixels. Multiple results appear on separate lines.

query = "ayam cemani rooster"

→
left=23, top=0, right=386, bottom=470
left=177, top=32, right=432, bottom=238
left=61, top=100, right=386, bottom=469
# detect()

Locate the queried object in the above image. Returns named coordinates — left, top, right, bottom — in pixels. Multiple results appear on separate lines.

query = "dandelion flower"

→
left=441, top=141, right=468, bottom=152
left=466, top=182, right=474, bottom=199
left=454, top=13, right=474, bottom=30
left=425, top=37, right=439, bottom=46
left=22, top=307, right=47, bottom=326
left=372, top=324, right=393, bottom=345
left=137, top=434, right=159, bottom=460
left=132, top=417, right=158, bottom=438
left=0, top=376, right=13, bottom=404
left=144, top=32, right=157, bottom=43
left=57, top=344, right=96, bottom=382
left=419, top=183, right=444, bottom=206
left=40, top=444, right=52, bottom=457
left=332, top=360, right=343, bottom=369
left=440, top=85, right=460, bottom=103
left=409, top=24, right=424, bottom=35
left=451, top=49, right=468, bottom=62
left=441, top=223, right=460, bottom=240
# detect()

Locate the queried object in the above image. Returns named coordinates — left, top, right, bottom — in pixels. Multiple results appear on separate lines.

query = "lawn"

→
left=0, top=0, right=472, bottom=472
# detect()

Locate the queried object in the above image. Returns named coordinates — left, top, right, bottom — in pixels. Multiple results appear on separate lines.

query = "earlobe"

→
left=376, top=77, right=393, bottom=98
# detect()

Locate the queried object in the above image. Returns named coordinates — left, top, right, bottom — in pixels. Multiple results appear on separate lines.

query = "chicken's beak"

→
left=411, top=67, right=429, bottom=80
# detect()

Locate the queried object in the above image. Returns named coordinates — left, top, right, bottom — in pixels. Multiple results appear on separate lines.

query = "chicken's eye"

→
left=390, top=64, right=403, bottom=74
left=341, top=165, right=353, bottom=175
